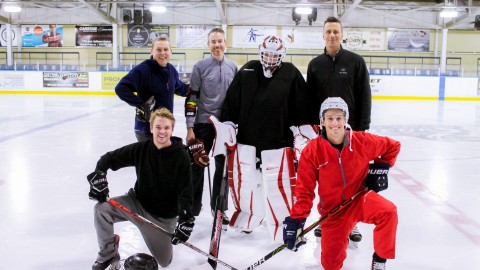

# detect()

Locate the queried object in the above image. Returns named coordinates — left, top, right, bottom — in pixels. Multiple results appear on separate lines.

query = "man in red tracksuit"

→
left=283, top=97, right=401, bottom=270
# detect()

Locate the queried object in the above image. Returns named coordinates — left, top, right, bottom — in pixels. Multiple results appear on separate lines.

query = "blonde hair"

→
left=151, top=35, right=170, bottom=49
left=149, top=107, right=175, bottom=129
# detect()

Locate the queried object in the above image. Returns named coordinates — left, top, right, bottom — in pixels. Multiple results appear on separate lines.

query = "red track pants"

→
left=320, top=191, right=398, bottom=270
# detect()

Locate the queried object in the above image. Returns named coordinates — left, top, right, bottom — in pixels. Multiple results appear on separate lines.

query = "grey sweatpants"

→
left=93, top=189, right=177, bottom=267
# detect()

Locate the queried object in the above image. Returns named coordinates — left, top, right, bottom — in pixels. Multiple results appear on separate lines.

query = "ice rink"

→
left=0, top=94, right=479, bottom=270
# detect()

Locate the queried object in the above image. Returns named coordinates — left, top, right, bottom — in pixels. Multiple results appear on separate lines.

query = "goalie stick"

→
left=108, top=199, right=238, bottom=270
left=244, top=189, right=368, bottom=270
left=208, top=156, right=230, bottom=269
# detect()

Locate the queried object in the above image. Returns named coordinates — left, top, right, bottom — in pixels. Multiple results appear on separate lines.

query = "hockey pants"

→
left=320, top=191, right=398, bottom=270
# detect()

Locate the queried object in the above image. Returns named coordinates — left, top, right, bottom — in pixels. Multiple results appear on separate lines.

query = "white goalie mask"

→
left=320, top=97, right=350, bottom=128
left=258, top=35, right=286, bottom=78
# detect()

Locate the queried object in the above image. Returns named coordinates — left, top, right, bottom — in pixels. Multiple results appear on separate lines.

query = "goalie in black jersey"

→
left=215, top=35, right=312, bottom=241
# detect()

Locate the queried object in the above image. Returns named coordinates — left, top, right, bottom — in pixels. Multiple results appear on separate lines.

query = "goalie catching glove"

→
left=172, top=211, right=195, bottom=245
left=366, top=163, right=390, bottom=192
left=187, top=138, right=210, bottom=168
left=135, top=96, right=156, bottom=122
left=290, top=125, right=319, bottom=162
left=87, top=170, right=109, bottom=202
left=283, top=217, right=306, bottom=251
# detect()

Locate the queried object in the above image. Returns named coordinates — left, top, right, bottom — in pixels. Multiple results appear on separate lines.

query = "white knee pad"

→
left=228, top=144, right=265, bottom=231
left=261, top=147, right=296, bottom=242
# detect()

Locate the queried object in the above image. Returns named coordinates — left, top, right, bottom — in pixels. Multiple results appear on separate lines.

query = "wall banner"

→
left=387, top=29, right=430, bottom=52
left=232, top=26, right=277, bottom=48
left=75, top=25, right=113, bottom=47
left=43, top=72, right=89, bottom=88
left=127, top=25, right=170, bottom=47
left=342, top=29, right=386, bottom=51
left=176, top=25, right=215, bottom=48
left=281, top=27, right=324, bottom=49
left=22, top=25, right=64, bottom=48
left=0, top=25, right=19, bottom=47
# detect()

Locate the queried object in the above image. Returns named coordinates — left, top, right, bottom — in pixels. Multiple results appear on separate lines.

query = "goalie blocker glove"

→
left=283, top=216, right=306, bottom=251
left=366, top=163, right=390, bottom=192
left=187, top=138, right=210, bottom=168
left=172, top=211, right=195, bottom=245
left=87, top=170, right=109, bottom=202
left=135, top=96, right=156, bottom=123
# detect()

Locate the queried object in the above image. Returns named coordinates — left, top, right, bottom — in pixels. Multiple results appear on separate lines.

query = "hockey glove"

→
left=135, top=96, right=156, bottom=123
left=366, top=163, right=390, bottom=192
left=290, top=125, right=319, bottom=162
left=87, top=170, right=109, bottom=202
left=283, top=217, right=306, bottom=251
left=187, top=138, right=210, bottom=168
left=172, top=214, right=195, bottom=245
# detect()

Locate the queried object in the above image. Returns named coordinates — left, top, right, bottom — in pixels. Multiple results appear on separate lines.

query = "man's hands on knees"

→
left=171, top=211, right=195, bottom=245
left=87, top=170, right=109, bottom=202
left=283, top=217, right=306, bottom=251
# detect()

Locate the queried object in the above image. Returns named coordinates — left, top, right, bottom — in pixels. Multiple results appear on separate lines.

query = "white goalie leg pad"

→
left=261, top=147, right=297, bottom=242
left=228, top=144, right=265, bottom=231
left=209, top=115, right=237, bottom=157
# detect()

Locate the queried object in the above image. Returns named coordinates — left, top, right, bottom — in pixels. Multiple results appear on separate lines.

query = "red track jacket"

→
left=291, top=130, right=401, bottom=219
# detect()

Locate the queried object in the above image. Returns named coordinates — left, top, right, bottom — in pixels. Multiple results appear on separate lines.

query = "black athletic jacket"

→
left=95, top=137, right=193, bottom=218
left=307, top=46, right=371, bottom=131
left=115, top=57, right=189, bottom=134
left=221, top=60, right=310, bottom=157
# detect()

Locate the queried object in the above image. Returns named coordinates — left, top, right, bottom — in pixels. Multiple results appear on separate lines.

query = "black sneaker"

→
left=92, top=235, right=121, bottom=270
left=371, top=252, right=387, bottom=270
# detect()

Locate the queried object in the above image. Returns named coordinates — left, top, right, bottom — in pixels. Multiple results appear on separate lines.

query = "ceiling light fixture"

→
left=439, top=8, right=458, bottom=18
left=149, top=6, right=167, bottom=13
left=4, top=4, right=22, bottom=13
left=295, top=7, right=313, bottom=15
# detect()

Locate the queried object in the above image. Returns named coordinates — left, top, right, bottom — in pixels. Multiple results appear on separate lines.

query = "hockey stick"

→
left=108, top=199, right=238, bottom=270
left=207, top=165, right=212, bottom=201
left=208, top=155, right=229, bottom=269
left=244, top=190, right=368, bottom=270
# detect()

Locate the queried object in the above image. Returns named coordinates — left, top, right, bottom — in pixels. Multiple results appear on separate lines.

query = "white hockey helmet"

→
left=320, top=97, right=349, bottom=120
left=258, top=35, right=286, bottom=78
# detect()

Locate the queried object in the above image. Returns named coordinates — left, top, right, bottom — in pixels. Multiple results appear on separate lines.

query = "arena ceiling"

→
left=0, top=0, right=479, bottom=29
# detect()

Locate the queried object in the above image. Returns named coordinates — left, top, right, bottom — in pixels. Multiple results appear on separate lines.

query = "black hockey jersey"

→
left=221, top=60, right=311, bottom=157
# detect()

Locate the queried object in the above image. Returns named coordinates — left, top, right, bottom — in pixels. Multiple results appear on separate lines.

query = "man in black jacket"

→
left=87, top=108, right=194, bottom=270
left=307, top=16, right=372, bottom=244
left=307, top=16, right=371, bottom=131
left=115, top=36, right=189, bottom=142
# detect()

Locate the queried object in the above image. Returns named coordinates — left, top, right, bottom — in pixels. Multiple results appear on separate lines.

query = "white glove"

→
left=209, top=116, right=237, bottom=157
left=290, top=125, right=319, bottom=162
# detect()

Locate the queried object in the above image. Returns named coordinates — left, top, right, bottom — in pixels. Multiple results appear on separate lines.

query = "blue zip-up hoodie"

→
left=115, top=56, right=189, bottom=134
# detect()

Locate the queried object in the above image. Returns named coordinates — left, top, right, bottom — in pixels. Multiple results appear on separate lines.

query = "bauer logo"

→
left=369, top=169, right=388, bottom=174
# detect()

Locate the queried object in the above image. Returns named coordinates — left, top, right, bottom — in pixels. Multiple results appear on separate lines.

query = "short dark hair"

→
left=208, top=27, right=225, bottom=38
left=324, top=17, right=342, bottom=29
